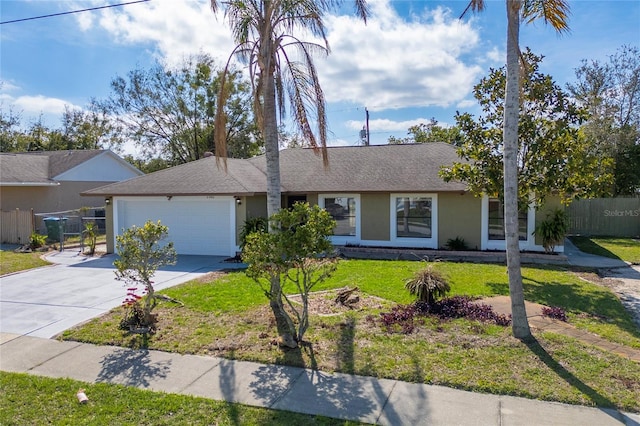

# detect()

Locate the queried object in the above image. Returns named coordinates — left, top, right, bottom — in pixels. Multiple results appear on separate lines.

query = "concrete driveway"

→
left=0, top=250, right=244, bottom=338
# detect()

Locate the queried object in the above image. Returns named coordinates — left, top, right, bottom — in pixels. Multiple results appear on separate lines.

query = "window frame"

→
left=481, top=195, right=536, bottom=251
left=319, top=194, right=360, bottom=245
left=389, top=193, right=438, bottom=249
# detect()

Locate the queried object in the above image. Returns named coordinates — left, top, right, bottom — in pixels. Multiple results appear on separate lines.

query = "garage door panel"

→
left=116, top=198, right=234, bottom=256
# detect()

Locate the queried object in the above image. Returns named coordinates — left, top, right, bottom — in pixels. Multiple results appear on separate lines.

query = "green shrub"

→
left=534, top=208, right=569, bottom=254
left=83, top=222, right=98, bottom=255
left=446, top=236, right=468, bottom=251
left=239, top=217, right=267, bottom=251
left=29, top=233, right=47, bottom=250
left=405, top=264, right=451, bottom=304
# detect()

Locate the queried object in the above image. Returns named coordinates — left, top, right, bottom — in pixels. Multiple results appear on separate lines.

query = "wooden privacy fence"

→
left=1, top=209, right=35, bottom=244
left=567, top=198, right=640, bottom=237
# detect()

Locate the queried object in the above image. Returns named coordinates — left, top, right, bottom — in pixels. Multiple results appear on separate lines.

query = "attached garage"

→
left=113, top=196, right=237, bottom=256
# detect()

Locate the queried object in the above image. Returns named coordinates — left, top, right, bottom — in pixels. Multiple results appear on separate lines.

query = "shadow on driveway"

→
left=61, top=253, right=244, bottom=273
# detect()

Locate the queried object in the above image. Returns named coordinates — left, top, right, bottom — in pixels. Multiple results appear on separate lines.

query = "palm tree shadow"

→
left=524, top=337, right=637, bottom=424
left=247, top=318, right=398, bottom=423
left=97, top=348, right=171, bottom=387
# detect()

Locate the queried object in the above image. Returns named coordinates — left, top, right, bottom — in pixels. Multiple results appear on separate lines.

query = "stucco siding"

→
left=438, top=192, right=482, bottom=250
left=1, top=181, right=112, bottom=213
left=361, top=193, right=390, bottom=241
left=245, top=195, right=268, bottom=220
left=106, top=200, right=115, bottom=253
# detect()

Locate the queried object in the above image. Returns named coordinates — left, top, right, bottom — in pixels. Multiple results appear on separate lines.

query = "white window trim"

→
left=389, top=193, right=438, bottom=249
left=480, top=195, right=541, bottom=251
left=319, top=194, right=360, bottom=245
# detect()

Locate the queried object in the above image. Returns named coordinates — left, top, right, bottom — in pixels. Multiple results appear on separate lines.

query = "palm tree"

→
left=464, top=0, right=569, bottom=340
left=210, top=0, right=368, bottom=347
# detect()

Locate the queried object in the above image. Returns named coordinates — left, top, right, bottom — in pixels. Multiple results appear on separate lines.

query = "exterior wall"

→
left=438, top=192, right=482, bottom=250
left=55, top=152, right=141, bottom=182
left=105, top=199, right=115, bottom=253
left=245, top=195, right=268, bottom=220
left=235, top=197, right=247, bottom=246
left=0, top=181, right=112, bottom=213
left=361, top=193, right=390, bottom=241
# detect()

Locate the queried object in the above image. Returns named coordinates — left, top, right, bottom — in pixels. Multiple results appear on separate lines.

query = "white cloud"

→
left=12, top=95, right=70, bottom=118
left=90, top=0, right=484, bottom=113
left=346, top=117, right=436, bottom=132
left=456, top=99, right=477, bottom=109
left=317, top=1, right=483, bottom=110
left=97, top=0, right=236, bottom=67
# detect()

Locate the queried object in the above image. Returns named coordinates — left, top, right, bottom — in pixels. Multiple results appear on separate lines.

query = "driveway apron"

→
left=0, top=250, right=243, bottom=338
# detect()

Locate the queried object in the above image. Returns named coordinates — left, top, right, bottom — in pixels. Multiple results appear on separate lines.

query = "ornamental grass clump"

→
left=405, top=264, right=450, bottom=304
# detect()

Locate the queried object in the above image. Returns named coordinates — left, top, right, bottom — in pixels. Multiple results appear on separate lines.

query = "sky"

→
left=1, top=0, right=639, bottom=157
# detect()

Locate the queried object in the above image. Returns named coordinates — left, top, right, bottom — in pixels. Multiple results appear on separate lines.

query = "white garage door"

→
left=114, top=196, right=236, bottom=256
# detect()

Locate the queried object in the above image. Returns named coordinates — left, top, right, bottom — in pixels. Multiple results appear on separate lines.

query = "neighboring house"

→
left=0, top=150, right=143, bottom=214
left=83, top=143, right=562, bottom=257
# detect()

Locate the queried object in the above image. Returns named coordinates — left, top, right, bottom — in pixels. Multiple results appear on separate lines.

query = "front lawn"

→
left=0, top=250, right=51, bottom=275
left=0, top=372, right=356, bottom=425
left=61, top=260, right=640, bottom=413
left=570, top=236, right=640, bottom=264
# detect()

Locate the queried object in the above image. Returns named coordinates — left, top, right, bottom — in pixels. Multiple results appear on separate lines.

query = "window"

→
left=323, top=196, right=356, bottom=236
left=395, top=197, right=432, bottom=238
left=488, top=198, right=528, bottom=241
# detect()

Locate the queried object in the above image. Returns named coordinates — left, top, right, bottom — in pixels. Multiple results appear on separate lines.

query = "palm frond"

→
left=522, top=0, right=570, bottom=34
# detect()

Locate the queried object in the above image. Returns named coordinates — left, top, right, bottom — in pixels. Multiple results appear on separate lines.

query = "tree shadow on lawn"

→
left=487, top=272, right=640, bottom=340
left=569, top=236, right=623, bottom=260
left=525, top=337, right=637, bottom=423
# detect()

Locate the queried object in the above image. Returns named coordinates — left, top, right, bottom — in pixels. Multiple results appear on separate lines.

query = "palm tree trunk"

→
left=261, top=50, right=295, bottom=346
left=503, top=0, right=531, bottom=340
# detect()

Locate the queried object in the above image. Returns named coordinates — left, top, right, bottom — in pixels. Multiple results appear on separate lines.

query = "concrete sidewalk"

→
left=1, top=333, right=638, bottom=425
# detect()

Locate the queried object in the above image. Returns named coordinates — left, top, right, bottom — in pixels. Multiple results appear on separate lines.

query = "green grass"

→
left=570, top=236, right=640, bottom=264
left=0, top=250, right=51, bottom=275
left=0, top=372, right=357, bottom=425
left=61, top=260, right=640, bottom=413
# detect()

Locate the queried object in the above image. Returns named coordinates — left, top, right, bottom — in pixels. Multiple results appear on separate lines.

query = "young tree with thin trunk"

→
left=209, top=0, right=368, bottom=347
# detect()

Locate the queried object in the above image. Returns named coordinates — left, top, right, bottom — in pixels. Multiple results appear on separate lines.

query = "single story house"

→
left=0, top=149, right=143, bottom=214
left=83, top=143, right=562, bottom=256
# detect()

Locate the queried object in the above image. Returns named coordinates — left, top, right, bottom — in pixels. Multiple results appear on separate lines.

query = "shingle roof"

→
left=273, top=143, right=467, bottom=192
left=22, top=150, right=105, bottom=178
left=0, top=150, right=107, bottom=184
left=84, top=143, right=468, bottom=196
left=0, top=154, right=54, bottom=185
left=82, top=156, right=266, bottom=196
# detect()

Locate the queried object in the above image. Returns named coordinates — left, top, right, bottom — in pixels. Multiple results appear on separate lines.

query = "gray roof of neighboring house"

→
left=83, top=143, right=468, bottom=196
left=0, top=154, right=54, bottom=185
left=0, top=150, right=108, bottom=185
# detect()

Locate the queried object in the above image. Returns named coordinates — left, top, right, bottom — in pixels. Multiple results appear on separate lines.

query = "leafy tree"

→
left=114, top=220, right=177, bottom=333
left=462, top=0, right=570, bottom=340
left=210, top=0, right=368, bottom=345
left=567, top=45, right=640, bottom=195
left=99, top=53, right=259, bottom=164
left=388, top=118, right=464, bottom=146
left=0, top=106, right=120, bottom=153
left=242, top=203, right=337, bottom=347
left=0, top=106, right=23, bottom=152
left=60, top=106, right=123, bottom=151
left=123, top=155, right=170, bottom=174
left=441, top=50, right=610, bottom=206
